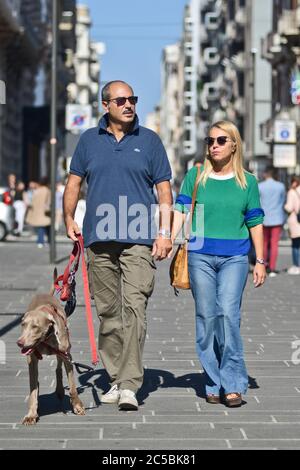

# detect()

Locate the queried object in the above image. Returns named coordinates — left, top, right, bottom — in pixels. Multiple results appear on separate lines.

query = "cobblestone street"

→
left=0, top=238, right=300, bottom=450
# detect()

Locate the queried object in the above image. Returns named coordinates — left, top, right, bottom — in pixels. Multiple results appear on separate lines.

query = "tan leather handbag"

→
left=170, top=164, right=201, bottom=293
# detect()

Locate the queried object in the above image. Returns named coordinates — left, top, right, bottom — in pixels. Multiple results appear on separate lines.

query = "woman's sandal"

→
left=224, top=392, right=242, bottom=407
left=206, top=394, right=220, bottom=404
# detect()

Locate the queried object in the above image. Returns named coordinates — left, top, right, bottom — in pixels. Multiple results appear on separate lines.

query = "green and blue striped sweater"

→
left=175, top=167, right=264, bottom=256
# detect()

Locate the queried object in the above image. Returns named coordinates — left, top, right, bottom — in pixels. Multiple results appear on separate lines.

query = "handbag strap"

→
left=185, top=164, right=201, bottom=241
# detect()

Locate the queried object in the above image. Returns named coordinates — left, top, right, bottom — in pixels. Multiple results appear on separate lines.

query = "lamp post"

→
left=50, top=0, right=58, bottom=264
left=250, top=48, right=257, bottom=164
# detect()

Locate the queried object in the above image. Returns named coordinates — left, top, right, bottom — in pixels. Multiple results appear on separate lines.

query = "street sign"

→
left=274, top=120, right=296, bottom=143
left=291, top=69, right=300, bottom=105
left=273, top=144, right=297, bottom=168
left=66, top=104, right=92, bottom=132
left=0, top=80, right=6, bottom=104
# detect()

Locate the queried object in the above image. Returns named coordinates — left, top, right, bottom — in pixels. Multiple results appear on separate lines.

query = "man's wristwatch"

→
left=256, top=258, right=265, bottom=265
left=158, top=229, right=171, bottom=239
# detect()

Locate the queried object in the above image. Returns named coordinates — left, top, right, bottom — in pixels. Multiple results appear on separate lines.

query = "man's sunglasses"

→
left=204, top=136, right=232, bottom=147
left=107, top=96, right=138, bottom=107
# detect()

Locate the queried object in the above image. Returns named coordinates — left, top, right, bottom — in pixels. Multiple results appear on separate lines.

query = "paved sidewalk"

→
left=0, top=237, right=300, bottom=450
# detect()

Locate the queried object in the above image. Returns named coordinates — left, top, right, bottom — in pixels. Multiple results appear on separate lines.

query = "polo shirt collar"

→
left=98, top=113, right=140, bottom=134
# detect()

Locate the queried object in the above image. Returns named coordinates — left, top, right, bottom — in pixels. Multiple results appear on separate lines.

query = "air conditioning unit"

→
left=205, top=12, right=219, bottom=30
left=203, top=47, right=220, bottom=66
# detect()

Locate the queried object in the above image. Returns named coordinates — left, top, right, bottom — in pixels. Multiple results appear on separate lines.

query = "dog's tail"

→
left=50, top=267, right=58, bottom=296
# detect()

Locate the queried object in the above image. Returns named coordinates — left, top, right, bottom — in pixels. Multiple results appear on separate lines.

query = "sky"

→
left=85, top=0, right=188, bottom=125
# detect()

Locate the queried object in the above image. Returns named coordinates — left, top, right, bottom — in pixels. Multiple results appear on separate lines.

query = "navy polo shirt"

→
left=70, top=114, right=172, bottom=248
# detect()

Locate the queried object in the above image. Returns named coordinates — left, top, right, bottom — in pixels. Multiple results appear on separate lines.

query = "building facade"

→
left=0, top=0, right=43, bottom=184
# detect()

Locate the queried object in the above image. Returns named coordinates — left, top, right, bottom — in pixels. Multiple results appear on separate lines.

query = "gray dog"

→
left=17, top=269, right=85, bottom=425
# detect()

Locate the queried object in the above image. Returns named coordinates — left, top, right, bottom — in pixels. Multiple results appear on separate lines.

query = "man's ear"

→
left=102, top=101, right=109, bottom=112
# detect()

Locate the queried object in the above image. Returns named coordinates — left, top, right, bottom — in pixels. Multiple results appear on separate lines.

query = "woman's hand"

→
left=253, top=263, right=266, bottom=288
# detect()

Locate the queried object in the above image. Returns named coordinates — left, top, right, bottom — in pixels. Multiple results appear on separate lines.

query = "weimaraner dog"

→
left=17, top=270, right=85, bottom=425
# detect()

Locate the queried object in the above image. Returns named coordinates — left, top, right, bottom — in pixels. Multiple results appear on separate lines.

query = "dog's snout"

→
left=17, top=338, right=24, bottom=348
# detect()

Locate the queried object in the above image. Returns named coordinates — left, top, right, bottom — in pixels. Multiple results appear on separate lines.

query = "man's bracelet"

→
left=256, top=258, right=265, bottom=265
left=158, top=229, right=171, bottom=239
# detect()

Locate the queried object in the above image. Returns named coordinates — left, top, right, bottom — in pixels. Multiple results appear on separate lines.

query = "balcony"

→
left=183, top=91, right=193, bottom=105
left=184, top=17, right=193, bottom=33
left=183, top=140, right=195, bottom=157
left=205, top=12, right=219, bottom=31
left=184, top=42, right=193, bottom=57
left=203, top=47, right=220, bottom=66
left=184, top=66, right=195, bottom=81
left=203, top=82, right=220, bottom=101
left=59, top=8, right=76, bottom=51
left=278, top=9, right=300, bottom=38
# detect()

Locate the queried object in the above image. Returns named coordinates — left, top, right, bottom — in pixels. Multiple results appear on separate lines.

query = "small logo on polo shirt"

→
left=134, top=148, right=141, bottom=152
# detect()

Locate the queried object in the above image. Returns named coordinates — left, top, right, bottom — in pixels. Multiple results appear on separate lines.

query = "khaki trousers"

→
left=87, top=242, right=156, bottom=392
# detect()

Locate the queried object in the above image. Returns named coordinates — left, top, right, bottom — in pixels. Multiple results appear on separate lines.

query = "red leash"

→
left=55, top=234, right=99, bottom=366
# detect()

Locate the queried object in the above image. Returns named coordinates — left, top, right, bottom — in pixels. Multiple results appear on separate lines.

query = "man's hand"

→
left=253, top=263, right=266, bottom=288
left=151, top=237, right=173, bottom=261
left=65, top=217, right=81, bottom=242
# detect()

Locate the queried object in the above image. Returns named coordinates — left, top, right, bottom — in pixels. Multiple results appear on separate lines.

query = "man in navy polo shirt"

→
left=63, top=80, right=173, bottom=411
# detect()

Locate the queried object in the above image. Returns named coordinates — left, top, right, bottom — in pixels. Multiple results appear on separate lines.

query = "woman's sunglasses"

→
left=204, top=136, right=232, bottom=147
left=107, top=96, right=138, bottom=107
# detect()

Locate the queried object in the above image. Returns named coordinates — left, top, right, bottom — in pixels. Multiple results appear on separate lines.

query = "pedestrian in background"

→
left=7, top=173, right=16, bottom=200
left=25, top=181, right=38, bottom=206
left=171, top=120, right=265, bottom=407
left=63, top=80, right=173, bottom=411
left=13, top=181, right=27, bottom=236
left=25, top=177, right=51, bottom=248
left=284, top=176, right=300, bottom=275
left=259, top=167, right=286, bottom=277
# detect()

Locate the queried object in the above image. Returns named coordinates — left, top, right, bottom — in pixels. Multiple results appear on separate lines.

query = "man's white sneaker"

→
left=101, top=385, right=120, bottom=404
left=288, top=266, right=300, bottom=275
left=118, top=389, right=138, bottom=411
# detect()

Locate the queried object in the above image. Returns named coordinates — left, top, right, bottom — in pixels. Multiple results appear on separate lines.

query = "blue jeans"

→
left=292, top=237, right=300, bottom=267
left=36, top=226, right=50, bottom=245
left=188, top=252, right=249, bottom=396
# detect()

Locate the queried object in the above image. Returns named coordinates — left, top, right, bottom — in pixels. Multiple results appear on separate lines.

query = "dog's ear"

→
left=49, top=268, right=58, bottom=296
left=47, top=308, right=70, bottom=353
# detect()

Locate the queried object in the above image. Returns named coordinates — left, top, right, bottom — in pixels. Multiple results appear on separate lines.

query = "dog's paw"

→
left=73, top=400, right=85, bottom=416
left=22, top=414, right=39, bottom=425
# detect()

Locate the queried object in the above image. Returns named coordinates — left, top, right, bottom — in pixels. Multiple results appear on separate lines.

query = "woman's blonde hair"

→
left=200, top=120, right=247, bottom=189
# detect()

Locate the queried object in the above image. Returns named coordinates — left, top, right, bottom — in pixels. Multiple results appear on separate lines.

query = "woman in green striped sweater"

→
left=171, top=121, right=266, bottom=407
